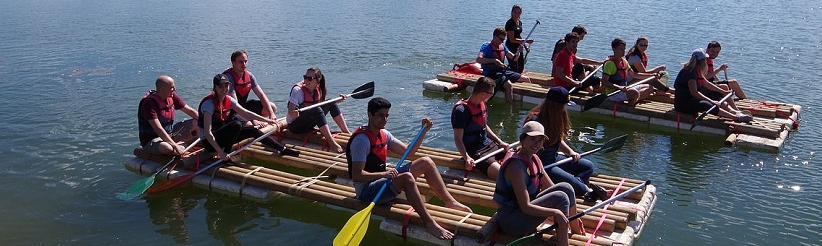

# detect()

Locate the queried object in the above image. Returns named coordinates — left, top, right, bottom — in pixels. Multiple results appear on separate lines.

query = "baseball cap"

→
left=213, top=73, right=230, bottom=86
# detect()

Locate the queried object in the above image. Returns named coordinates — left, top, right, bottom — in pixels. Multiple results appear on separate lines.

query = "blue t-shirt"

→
left=479, top=42, right=509, bottom=76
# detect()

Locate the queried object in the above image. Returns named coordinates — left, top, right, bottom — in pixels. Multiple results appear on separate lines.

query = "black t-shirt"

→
left=504, top=19, right=522, bottom=52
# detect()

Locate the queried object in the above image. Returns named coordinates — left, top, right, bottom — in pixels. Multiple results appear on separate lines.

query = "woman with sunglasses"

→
left=626, top=36, right=674, bottom=94
left=287, top=67, right=350, bottom=153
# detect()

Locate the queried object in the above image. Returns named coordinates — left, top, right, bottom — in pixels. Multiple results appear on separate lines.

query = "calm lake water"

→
left=0, top=0, right=820, bottom=245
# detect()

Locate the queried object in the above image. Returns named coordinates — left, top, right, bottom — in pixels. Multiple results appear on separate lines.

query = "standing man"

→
left=477, top=27, right=532, bottom=103
left=451, top=77, right=509, bottom=179
left=137, top=75, right=199, bottom=155
left=705, top=41, right=748, bottom=100
left=346, top=97, right=472, bottom=240
left=223, top=50, right=278, bottom=127
left=552, top=32, right=602, bottom=92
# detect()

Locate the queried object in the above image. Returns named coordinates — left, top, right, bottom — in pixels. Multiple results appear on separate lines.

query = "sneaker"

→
left=583, top=192, right=598, bottom=202
left=280, top=147, right=300, bottom=157
left=589, top=183, right=609, bottom=201
left=735, top=113, right=752, bottom=123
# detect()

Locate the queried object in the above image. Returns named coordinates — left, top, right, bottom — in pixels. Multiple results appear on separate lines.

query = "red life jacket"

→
left=607, top=57, right=630, bottom=86
left=292, top=82, right=322, bottom=107
left=346, top=126, right=389, bottom=178
left=629, top=51, right=648, bottom=73
left=491, top=43, right=506, bottom=62
left=223, top=68, right=253, bottom=103
left=706, top=58, right=719, bottom=82
left=138, top=91, right=175, bottom=135
left=453, top=62, right=483, bottom=75
left=197, top=93, right=233, bottom=129
left=453, top=99, right=488, bottom=138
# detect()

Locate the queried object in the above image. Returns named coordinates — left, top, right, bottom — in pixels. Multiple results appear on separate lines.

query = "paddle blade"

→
left=350, top=81, right=375, bottom=99
left=600, top=134, right=628, bottom=153
left=116, top=175, right=156, bottom=200
left=333, top=203, right=375, bottom=246
left=506, top=233, right=538, bottom=246
left=145, top=173, right=195, bottom=194
left=582, top=94, right=608, bottom=112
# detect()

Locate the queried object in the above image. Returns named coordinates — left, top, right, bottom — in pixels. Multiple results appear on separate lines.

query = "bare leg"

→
left=485, top=161, right=501, bottom=180
left=569, top=204, right=585, bottom=235
left=392, top=173, right=454, bottom=240
left=409, top=157, right=472, bottom=213
left=504, top=80, right=514, bottom=103
left=318, top=125, right=343, bottom=153
left=727, top=79, right=748, bottom=99
left=332, top=114, right=350, bottom=133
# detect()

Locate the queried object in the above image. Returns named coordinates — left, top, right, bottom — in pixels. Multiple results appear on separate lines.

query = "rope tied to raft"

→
left=747, top=100, right=799, bottom=129
left=238, top=166, right=264, bottom=197
left=585, top=178, right=625, bottom=246
left=450, top=212, right=474, bottom=246
left=288, top=152, right=345, bottom=194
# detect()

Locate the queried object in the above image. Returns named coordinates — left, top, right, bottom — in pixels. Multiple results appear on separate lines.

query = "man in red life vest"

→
left=223, top=50, right=278, bottom=127
left=137, top=75, right=199, bottom=155
left=705, top=41, right=748, bottom=100
left=552, top=31, right=603, bottom=92
left=346, top=97, right=472, bottom=240
left=451, top=77, right=510, bottom=179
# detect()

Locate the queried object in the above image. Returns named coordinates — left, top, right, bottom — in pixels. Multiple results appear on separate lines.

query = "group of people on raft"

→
left=480, top=5, right=754, bottom=123
left=135, top=5, right=753, bottom=245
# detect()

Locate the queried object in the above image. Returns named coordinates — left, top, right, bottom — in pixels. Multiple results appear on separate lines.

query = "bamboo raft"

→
left=422, top=69, right=801, bottom=151
left=124, top=126, right=657, bottom=246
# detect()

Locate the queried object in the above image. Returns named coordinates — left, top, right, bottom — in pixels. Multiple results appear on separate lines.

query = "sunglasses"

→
left=638, top=44, right=648, bottom=47
left=303, top=75, right=318, bottom=81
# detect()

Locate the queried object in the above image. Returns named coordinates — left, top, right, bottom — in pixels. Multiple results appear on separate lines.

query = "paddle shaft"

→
left=298, top=82, right=374, bottom=113
left=690, top=89, right=734, bottom=130
left=606, top=76, right=655, bottom=97
left=568, top=65, right=603, bottom=94
left=473, top=141, right=520, bottom=164
left=155, top=138, right=202, bottom=174
left=542, top=135, right=626, bottom=169
left=370, top=125, right=427, bottom=203
left=514, top=20, right=539, bottom=57
left=507, top=180, right=651, bottom=246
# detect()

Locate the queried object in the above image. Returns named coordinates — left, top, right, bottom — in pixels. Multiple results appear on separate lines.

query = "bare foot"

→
left=445, top=201, right=473, bottom=213
left=425, top=221, right=454, bottom=240
left=330, top=141, right=344, bottom=153
left=571, top=219, right=586, bottom=235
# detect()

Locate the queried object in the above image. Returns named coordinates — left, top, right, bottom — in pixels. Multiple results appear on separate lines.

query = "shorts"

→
left=490, top=70, right=523, bottom=90
left=141, top=137, right=167, bottom=155
left=608, top=84, right=644, bottom=102
left=354, top=161, right=412, bottom=204
left=469, top=142, right=504, bottom=176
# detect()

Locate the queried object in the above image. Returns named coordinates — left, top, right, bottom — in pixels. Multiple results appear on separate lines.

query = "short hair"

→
left=563, top=32, right=580, bottom=43
left=367, top=97, right=391, bottom=115
left=473, top=76, right=495, bottom=94
left=231, top=50, right=247, bottom=62
left=493, top=27, right=506, bottom=37
left=611, top=38, right=626, bottom=49
left=572, top=25, right=587, bottom=35
left=707, top=41, right=721, bottom=49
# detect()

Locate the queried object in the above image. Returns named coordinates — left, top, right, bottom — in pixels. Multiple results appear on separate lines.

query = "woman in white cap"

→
left=491, top=121, right=584, bottom=246
left=526, top=86, right=608, bottom=202
left=673, top=49, right=751, bottom=123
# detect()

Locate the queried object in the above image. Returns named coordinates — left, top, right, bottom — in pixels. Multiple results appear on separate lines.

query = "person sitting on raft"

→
left=705, top=41, right=748, bottom=100
left=137, top=75, right=200, bottom=155
left=451, top=77, right=510, bottom=179
left=674, top=49, right=752, bottom=123
left=347, top=97, right=472, bottom=240
left=526, top=86, right=608, bottom=202
left=626, top=36, right=674, bottom=94
left=552, top=32, right=602, bottom=92
left=476, top=26, right=532, bottom=103
left=600, top=38, right=662, bottom=106
left=222, top=50, right=279, bottom=128
left=287, top=67, right=350, bottom=153
left=491, top=121, right=585, bottom=246
left=199, top=74, right=299, bottom=160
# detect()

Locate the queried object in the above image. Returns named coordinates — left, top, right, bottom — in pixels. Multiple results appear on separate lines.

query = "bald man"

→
left=137, top=75, right=199, bottom=155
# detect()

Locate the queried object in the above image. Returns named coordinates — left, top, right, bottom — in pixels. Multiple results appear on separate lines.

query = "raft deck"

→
left=423, top=69, right=801, bottom=151
left=124, top=127, right=657, bottom=246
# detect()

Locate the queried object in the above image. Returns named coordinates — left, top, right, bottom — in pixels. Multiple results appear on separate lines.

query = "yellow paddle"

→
left=333, top=125, right=427, bottom=246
